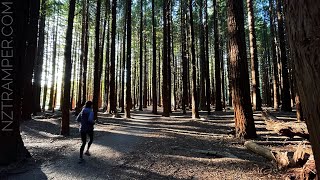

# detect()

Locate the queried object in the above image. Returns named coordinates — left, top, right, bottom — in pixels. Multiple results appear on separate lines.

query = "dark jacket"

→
left=76, top=108, right=94, bottom=133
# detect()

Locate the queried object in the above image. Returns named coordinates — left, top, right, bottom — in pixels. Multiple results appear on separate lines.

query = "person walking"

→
left=76, top=101, right=95, bottom=163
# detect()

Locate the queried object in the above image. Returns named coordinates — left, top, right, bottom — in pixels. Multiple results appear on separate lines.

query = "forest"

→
left=0, top=0, right=319, bottom=179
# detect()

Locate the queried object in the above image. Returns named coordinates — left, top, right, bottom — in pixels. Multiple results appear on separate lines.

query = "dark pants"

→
left=80, top=130, right=93, bottom=158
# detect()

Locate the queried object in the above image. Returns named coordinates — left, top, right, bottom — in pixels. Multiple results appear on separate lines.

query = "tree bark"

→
left=61, top=0, right=76, bottom=136
left=104, top=0, right=110, bottom=112
left=21, top=0, right=40, bottom=120
left=138, top=0, right=144, bottom=111
left=125, top=0, right=132, bottom=118
left=198, top=0, right=206, bottom=111
left=42, top=25, right=50, bottom=111
left=32, top=0, right=47, bottom=115
left=205, top=0, right=211, bottom=114
left=152, top=0, right=157, bottom=114
left=227, top=0, right=257, bottom=138
left=108, top=0, right=117, bottom=113
left=269, top=0, right=280, bottom=110
left=48, top=8, right=58, bottom=111
left=276, top=0, right=291, bottom=112
left=189, top=0, right=200, bottom=119
left=162, top=0, right=170, bottom=117
left=214, top=0, right=222, bottom=111
left=284, top=0, right=320, bottom=176
left=246, top=0, right=262, bottom=111
left=143, top=9, right=148, bottom=109
left=0, top=0, right=32, bottom=165
left=181, top=0, right=188, bottom=114
left=92, top=0, right=101, bottom=120
left=82, top=0, right=90, bottom=105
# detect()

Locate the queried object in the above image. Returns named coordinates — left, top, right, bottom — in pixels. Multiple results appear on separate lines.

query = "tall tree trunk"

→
left=227, top=0, right=257, bottom=138
left=158, top=45, right=162, bottom=107
left=199, top=0, right=206, bottom=111
left=42, top=26, right=50, bottom=111
left=108, top=0, right=117, bottom=113
left=21, top=0, right=40, bottom=120
left=121, top=8, right=127, bottom=113
left=76, top=0, right=86, bottom=109
left=285, top=0, right=320, bottom=176
left=61, top=0, right=76, bottom=136
left=143, top=9, right=148, bottom=109
left=104, top=0, right=111, bottom=111
left=99, top=13, right=107, bottom=110
left=0, top=1, right=31, bottom=165
left=264, top=22, right=272, bottom=107
left=221, top=43, right=225, bottom=109
left=48, top=9, right=58, bottom=111
left=214, top=0, right=222, bottom=111
left=82, top=0, right=90, bottom=105
left=162, top=0, right=170, bottom=117
left=189, top=0, right=200, bottom=119
left=167, top=0, right=172, bottom=112
left=152, top=0, right=157, bottom=114
left=32, top=0, right=47, bottom=115
left=269, top=0, right=279, bottom=110
left=125, top=0, right=132, bottom=118
left=227, top=43, right=232, bottom=106
left=139, top=0, right=144, bottom=111
left=276, top=0, right=291, bottom=112
left=181, top=0, right=188, bottom=114
left=246, top=0, right=262, bottom=111
left=205, top=0, right=211, bottom=113
left=70, top=33, right=78, bottom=110
left=92, top=0, right=101, bottom=120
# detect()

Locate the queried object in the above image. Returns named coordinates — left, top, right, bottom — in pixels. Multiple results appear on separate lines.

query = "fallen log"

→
left=244, top=141, right=290, bottom=169
left=245, top=141, right=312, bottom=170
left=261, top=111, right=309, bottom=139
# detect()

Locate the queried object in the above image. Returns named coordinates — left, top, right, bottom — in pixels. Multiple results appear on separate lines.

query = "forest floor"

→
left=1, top=107, right=311, bottom=180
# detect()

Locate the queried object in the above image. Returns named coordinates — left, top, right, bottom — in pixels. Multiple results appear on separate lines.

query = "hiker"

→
left=76, top=101, right=95, bottom=163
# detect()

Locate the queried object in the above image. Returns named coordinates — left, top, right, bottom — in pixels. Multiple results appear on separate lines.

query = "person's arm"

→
left=88, top=111, right=94, bottom=124
left=76, top=110, right=82, bottom=122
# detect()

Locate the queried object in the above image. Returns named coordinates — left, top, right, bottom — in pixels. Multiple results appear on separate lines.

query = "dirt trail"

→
left=2, top=108, right=306, bottom=179
left=5, top=111, right=155, bottom=180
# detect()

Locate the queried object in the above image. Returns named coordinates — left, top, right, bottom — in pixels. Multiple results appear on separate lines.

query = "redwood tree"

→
left=285, top=0, right=320, bottom=175
left=181, top=0, right=188, bottom=114
left=48, top=8, right=59, bottom=111
left=227, top=0, right=257, bottom=138
left=139, top=0, right=144, bottom=111
left=152, top=0, right=157, bottom=114
left=61, top=0, right=76, bottom=136
left=213, top=0, right=222, bottom=111
left=125, top=0, right=132, bottom=118
left=21, top=0, right=40, bottom=120
left=269, top=0, right=280, bottom=110
left=93, top=0, right=102, bottom=120
left=276, top=0, right=291, bottom=112
left=0, top=0, right=31, bottom=165
left=33, top=0, right=47, bottom=115
left=108, top=0, right=117, bottom=113
left=82, top=0, right=90, bottom=105
left=189, top=0, right=200, bottom=119
left=162, top=0, right=170, bottom=117
left=246, top=0, right=262, bottom=111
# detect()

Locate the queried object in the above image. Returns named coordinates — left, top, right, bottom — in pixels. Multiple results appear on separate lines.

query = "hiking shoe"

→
left=85, top=151, right=91, bottom=156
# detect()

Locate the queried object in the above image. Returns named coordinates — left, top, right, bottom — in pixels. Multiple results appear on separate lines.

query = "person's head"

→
left=85, top=101, right=93, bottom=108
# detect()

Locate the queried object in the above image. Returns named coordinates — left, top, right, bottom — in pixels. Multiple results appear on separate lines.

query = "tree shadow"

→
left=1, top=159, right=48, bottom=180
